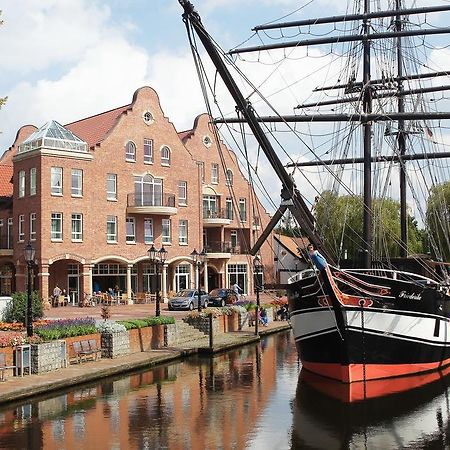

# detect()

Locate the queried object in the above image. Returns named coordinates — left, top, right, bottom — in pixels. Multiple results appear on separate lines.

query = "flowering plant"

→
left=0, top=332, right=26, bottom=348
left=95, top=320, right=126, bottom=333
left=34, top=317, right=97, bottom=340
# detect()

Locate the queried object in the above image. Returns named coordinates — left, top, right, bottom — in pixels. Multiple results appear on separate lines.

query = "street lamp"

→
left=24, top=243, right=35, bottom=337
left=191, top=248, right=207, bottom=312
left=148, top=245, right=167, bottom=317
left=253, top=255, right=263, bottom=336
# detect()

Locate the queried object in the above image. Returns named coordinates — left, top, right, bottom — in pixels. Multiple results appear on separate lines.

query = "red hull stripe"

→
left=301, top=364, right=450, bottom=402
left=303, top=357, right=450, bottom=383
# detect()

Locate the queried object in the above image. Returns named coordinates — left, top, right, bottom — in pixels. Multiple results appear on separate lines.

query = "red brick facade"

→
left=0, top=86, right=274, bottom=305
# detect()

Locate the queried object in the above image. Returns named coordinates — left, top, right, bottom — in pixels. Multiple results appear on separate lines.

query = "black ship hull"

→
left=288, top=267, right=450, bottom=382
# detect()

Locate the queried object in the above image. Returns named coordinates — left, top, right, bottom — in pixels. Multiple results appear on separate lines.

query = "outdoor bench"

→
left=69, top=339, right=103, bottom=364
left=0, top=353, right=17, bottom=381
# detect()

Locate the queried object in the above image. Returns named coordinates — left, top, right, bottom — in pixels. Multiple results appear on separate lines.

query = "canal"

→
left=0, top=331, right=449, bottom=449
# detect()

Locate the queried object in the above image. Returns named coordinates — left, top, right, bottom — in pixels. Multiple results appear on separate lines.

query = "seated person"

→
left=259, top=307, right=268, bottom=326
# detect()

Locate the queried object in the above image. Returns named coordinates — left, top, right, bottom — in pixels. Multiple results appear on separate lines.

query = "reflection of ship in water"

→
left=292, top=368, right=450, bottom=449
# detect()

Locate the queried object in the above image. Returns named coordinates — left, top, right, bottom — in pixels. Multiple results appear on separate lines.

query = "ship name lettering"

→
left=399, top=291, right=422, bottom=301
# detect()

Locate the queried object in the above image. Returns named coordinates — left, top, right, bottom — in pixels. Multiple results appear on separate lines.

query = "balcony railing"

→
left=127, top=193, right=176, bottom=208
left=203, top=208, right=231, bottom=220
left=204, top=241, right=241, bottom=254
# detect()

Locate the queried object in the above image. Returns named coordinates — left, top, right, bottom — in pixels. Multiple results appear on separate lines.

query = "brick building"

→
left=0, top=86, right=274, bottom=305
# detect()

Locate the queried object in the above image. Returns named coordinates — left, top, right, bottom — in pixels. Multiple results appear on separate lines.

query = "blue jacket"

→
left=310, top=250, right=328, bottom=271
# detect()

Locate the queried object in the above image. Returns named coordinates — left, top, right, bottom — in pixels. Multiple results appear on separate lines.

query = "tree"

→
left=315, top=191, right=423, bottom=263
left=426, top=181, right=450, bottom=262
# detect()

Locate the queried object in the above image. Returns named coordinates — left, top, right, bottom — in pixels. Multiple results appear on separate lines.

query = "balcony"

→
left=204, top=241, right=241, bottom=258
left=202, top=208, right=232, bottom=227
left=252, top=217, right=261, bottom=231
left=127, top=193, right=177, bottom=216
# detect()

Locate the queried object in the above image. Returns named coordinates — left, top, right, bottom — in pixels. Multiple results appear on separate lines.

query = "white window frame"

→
left=162, top=218, right=171, bottom=244
left=18, top=170, right=25, bottom=198
left=226, top=197, right=234, bottom=220
left=179, top=219, right=188, bottom=245
left=30, top=168, right=37, bottom=196
left=71, top=169, right=83, bottom=197
left=30, top=213, right=36, bottom=241
left=107, top=215, right=117, bottom=243
left=144, top=218, right=154, bottom=244
left=211, top=163, right=219, bottom=184
left=107, top=173, right=117, bottom=200
left=239, top=198, right=247, bottom=222
left=71, top=213, right=83, bottom=242
left=18, top=215, right=24, bottom=242
left=225, top=169, right=233, bottom=186
left=161, top=145, right=171, bottom=166
left=126, top=217, right=136, bottom=243
left=144, top=138, right=153, bottom=164
left=178, top=181, right=187, bottom=206
left=51, top=212, right=63, bottom=241
left=51, top=167, right=63, bottom=195
left=7, top=218, right=13, bottom=249
left=125, top=141, right=136, bottom=162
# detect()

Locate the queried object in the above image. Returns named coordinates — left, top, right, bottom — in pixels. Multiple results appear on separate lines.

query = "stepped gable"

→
left=0, top=165, right=13, bottom=198
left=65, top=104, right=131, bottom=149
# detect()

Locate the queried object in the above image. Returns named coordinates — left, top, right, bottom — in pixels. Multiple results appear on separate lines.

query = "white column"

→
left=127, top=264, right=133, bottom=304
left=162, top=263, right=168, bottom=303
left=203, top=260, right=209, bottom=293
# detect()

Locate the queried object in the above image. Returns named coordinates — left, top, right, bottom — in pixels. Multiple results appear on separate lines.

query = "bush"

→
left=2, top=291, right=44, bottom=323
left=95, top=320, right=126, bottom=333
left=117, top=316, right=175, bottom=330
left=34, top=318, right=97, bottom=341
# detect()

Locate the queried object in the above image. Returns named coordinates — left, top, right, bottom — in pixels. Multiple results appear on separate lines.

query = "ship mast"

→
left=180, top=1, right=450, bottom=267
left=179, top=0, right=334, bottom=262
left=362, top=0, right=373, bottom=268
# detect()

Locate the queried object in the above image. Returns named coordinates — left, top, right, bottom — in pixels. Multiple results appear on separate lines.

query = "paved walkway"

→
left=0, top=313, right=291, bottom=406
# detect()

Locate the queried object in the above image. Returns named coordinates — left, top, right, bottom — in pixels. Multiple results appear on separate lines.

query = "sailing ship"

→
left=179, top=1, right=450, bottom=383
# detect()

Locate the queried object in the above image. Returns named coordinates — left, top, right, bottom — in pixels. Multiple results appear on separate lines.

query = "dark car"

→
left=208, top=288, right=238, bottom=307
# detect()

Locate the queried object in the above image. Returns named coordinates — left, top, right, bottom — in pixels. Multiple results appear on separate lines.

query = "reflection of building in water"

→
left=0, top=335, right=297, bottom=449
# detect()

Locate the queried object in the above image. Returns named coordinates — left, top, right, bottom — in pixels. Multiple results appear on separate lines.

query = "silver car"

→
left=168, top=289, right=209, bottom=311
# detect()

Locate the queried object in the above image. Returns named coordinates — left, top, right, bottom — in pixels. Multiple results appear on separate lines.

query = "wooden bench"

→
left=69, top=340, right=102, bottom=364
left=0, top=353, right=17, bottom=381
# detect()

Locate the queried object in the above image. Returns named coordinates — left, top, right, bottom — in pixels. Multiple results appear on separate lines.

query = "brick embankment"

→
left=0, top=319, right=291, bottom=406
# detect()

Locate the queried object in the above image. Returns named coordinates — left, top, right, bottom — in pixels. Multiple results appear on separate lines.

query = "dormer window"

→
left=161, top=145, right=171, bottom=166
left=126, top=141, right=136, bottom=162
left=225, top=169, right=233, bottom=186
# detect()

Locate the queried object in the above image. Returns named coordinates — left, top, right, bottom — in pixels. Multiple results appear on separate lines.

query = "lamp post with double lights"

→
left=148, top=245, right=167, bottom=317
left=253, top=255, right=263, bottom=336
left=191, top=248, right=207, bottom=312
left=24, top=243, right=36, bottom=337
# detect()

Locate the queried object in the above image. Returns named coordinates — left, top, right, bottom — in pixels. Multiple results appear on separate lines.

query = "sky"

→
left=0, top=0, right=449, bottom=221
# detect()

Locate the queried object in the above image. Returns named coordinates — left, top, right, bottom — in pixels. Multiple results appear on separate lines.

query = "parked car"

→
left=168, top=289, right=209, bottom=311
left=208, top=288, right=238, bottom=307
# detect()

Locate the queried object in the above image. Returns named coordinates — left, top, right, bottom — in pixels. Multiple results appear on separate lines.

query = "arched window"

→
left=225, top=169, right=233, bottom=186
left=161, top=145, right=171, bottom=166
left=125, top=141, right=136, bottom=161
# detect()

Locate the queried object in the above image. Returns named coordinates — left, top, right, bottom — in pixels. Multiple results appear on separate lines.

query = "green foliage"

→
left=315, top=191, right=424, bottom=262
left=34, top=318, right=97, bottom=341
left=426, top=181, right=450, bottom=262
left=117, top=316, right=175, bottom=330
left=2, top=291, right=44, bottom=323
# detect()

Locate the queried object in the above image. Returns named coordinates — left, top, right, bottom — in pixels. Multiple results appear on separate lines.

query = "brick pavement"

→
left=0, top=303, right=291, bottom=406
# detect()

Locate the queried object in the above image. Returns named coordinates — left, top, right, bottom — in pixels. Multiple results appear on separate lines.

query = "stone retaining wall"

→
left=31, top=341, right=67, bottom=374
left=101, top=331, right=130, bottom=358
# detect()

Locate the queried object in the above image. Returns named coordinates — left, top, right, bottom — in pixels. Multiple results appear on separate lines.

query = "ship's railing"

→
left=344, top=268, right=440, bottom=285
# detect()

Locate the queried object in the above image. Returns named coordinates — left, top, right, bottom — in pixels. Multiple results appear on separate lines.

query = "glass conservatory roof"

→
left=18, top=120, right=87, bottom=153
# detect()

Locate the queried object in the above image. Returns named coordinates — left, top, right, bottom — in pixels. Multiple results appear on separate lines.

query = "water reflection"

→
left=3, top=331, right=449, bottom=449
left=0, top=332, right=298, bottom=450
left=292, top=368, right=450, bottom=449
